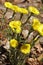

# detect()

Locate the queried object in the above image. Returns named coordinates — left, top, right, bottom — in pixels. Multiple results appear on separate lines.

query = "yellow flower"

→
left=38, top=24, right=43, bottom=36
left=12, top=5, right=21, bottom=12
left=4, top=2, right=13, bottom=9
left=10, top=39, right=18, bottom=48
left=20, top=44, right=31, bottom=54
left=32, top=18, right=43, bottom=36
left=28, top=6, right=40, bottom=15
left=4, top=2, right=28, bottom=14
left=16, top=27, right=21, bottom=33
left=19, top=8, right=28, bottom=14
left=9, top=21, right=22, bottom=33
left=32, top=18, right=41, bottom=30
left=12, top=5, right=28, bottom=14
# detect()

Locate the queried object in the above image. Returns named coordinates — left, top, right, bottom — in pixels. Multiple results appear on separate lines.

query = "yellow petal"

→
left=32, top=18, right=41, bottom=30
left=19, top=8, right=28, bottom=14
left=32, top=18, right=43, bottom=36
left=28, top=6, right=40, bottom=15
left=16, top=27, right=21, bottom=33
left=12, top=6, right=28, bottom=14
left=13, top=5, right=21, bottom=12
left=10, top=39, right=18, bottom=48
left=4, top=2, right=28, bottom=14
left=9, top=20, right=22, bottom=33
left=38, top=24, right=43, bottom=36
left=9, top=21, right=21, bottom=28
left=20, top=44, right=31, bottom=54
left=4, top=2, right=13, bottom=9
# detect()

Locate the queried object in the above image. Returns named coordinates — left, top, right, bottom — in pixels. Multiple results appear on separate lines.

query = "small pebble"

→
left=39, top=37, right=43, bottom=44
left=22, top=29, right=29, bottom=39
left=21, top=14, right=28, bottom=24
left=0, top=14, right=3, bottom=18
left=14, top=13, right=21, bottom=20
left=23, top=23, right=31, bottom=30
left=27, top=32, right=34, bottom=43
left=3, top=40, right=10, bottom=50
left=17, top=2, right=29, bottom=7
left=14, top=0, right=25, bottom=4
left=4, top=10, right=13, bottom=19
left=0, top=0, right=6, bottom=4
left=0, top=5, right=6, bottom=13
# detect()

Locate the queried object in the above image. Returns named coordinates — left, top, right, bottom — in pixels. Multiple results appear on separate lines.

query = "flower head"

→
left=32, top=18, right=40, bottom=30
left=13, top=6, right=28, bottom=14
left=9, top=21, right=22, bottom=34
left=4, top=2, right=28, bottom=14
left=38, top=24, right=43, bottom=36
left=4, top=2, right=13, bottom=9
left=28, top=6, right=40, bottom=15
left=20, top=44, right=31, bottom=54
left=19, top=8, right=28, bottom=14
left=32, top=18, right=43, bottom=36
left=10, top=39, right=18, bottom=48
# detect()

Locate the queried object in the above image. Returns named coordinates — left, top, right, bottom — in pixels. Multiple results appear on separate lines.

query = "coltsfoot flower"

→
left=10, top=39, right=18, bottom=48
left=28, top=6, right=40, bottom=15
left=32, top=18, right=41, bottom=30
left=4, top=2, right=13, bottom=9
left=20, top=44, right=31, bottom=54
left=32, top=18, right=43, bottom=36
left=38, top=24, right=43, bottom=36
left=13, top=6, right=28, bottom=14
left=9, top=21, right=22, bottom=34
left=4, top=2, right=28, bottom=14
left=19, top=8, right=28, bottom=14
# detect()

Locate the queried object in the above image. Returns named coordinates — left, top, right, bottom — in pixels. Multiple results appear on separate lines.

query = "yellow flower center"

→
left=38, top=24, right=43, bottom=36
left=28, top=6, right=40, bottom=15
left=32, top=18, right=43, bottom=36
left=20, top=44, right=31, bottom=54
left=9, top=21, right=22, bottom=33
left=10, top=39, right=18, bottom=48
left=32, top=18, right=41, bottom=30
